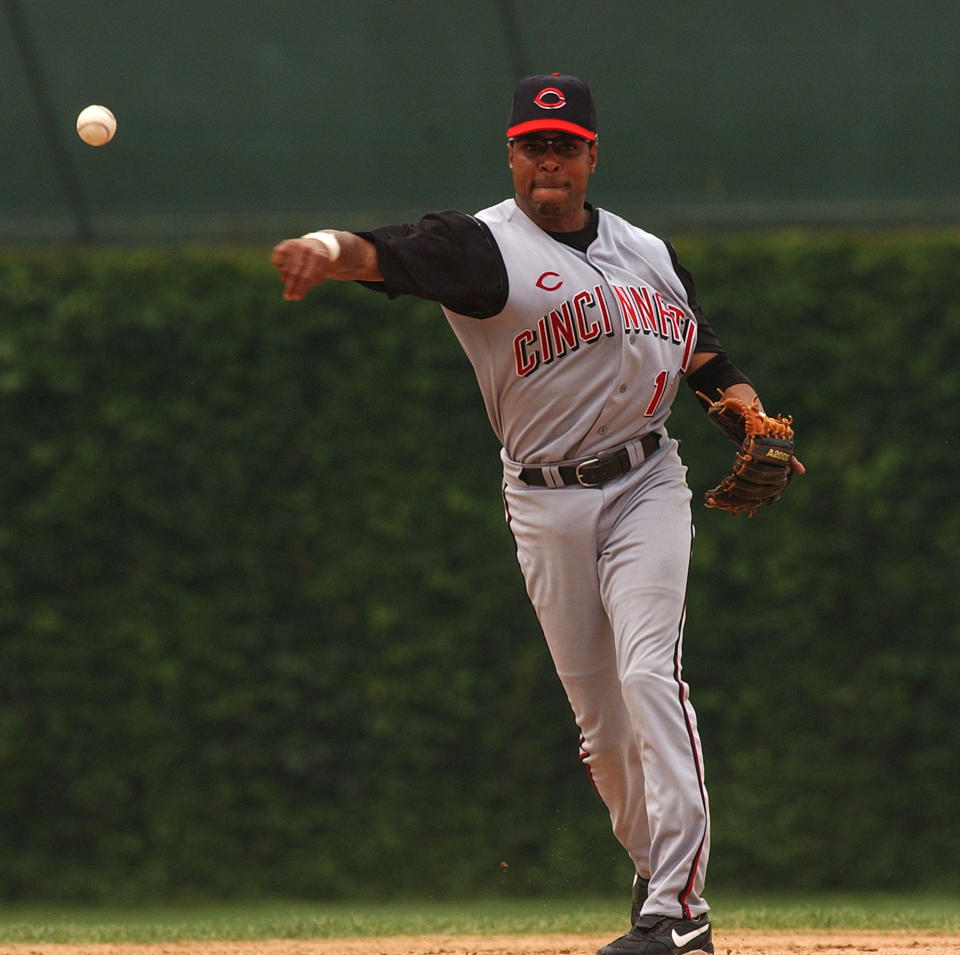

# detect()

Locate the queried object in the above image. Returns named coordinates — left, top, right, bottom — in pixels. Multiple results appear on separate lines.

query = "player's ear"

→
left=588, top=143, right=598, bottom=173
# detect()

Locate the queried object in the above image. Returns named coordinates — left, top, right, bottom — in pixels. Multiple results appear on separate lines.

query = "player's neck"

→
left=546, top=205, right=598, bottom=252
left=516, top=195, right=592, bottom=233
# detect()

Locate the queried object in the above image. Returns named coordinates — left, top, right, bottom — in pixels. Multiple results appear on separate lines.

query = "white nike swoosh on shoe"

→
left=671, top=923, right=710, bottom=947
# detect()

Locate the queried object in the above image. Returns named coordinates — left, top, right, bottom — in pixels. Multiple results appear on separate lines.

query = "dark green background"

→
left=4, top=0, right=960, bottom=241
left=0, top=235, right=957, bottom=901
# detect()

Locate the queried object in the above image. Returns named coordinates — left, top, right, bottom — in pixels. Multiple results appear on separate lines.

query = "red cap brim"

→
left=507, top=119, right=597, bottom=141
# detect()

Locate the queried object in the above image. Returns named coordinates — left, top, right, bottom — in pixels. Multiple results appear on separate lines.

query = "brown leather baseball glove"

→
left=699, top=394, right=796, bottom=517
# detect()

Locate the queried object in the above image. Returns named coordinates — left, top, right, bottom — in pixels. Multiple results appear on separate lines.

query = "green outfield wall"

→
left=0, top=232, right=957, bottom=901
left=4, top=0, right=960, bottom=242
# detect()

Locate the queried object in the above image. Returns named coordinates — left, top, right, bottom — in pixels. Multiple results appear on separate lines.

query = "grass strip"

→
left=0, top=894, right=957, bottom=943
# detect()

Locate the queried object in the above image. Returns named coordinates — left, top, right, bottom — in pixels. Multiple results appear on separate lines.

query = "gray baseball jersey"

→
left=443, top=198, right=698, bottom=465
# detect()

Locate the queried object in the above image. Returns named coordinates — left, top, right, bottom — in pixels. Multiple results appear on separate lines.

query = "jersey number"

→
left=644, top=370, right=669, bottom=417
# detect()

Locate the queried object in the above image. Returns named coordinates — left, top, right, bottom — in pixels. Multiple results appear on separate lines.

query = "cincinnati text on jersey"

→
left=513, top=281, right=697, bottom=378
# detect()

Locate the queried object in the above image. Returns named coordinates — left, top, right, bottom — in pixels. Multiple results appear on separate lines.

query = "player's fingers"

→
left=271, top=239, right=302, bottom=270
left=790, top=455, right=806, bottom=475
left=272, top=245, right=299, bottom=298
left=279, top=258, right=304, bottom=300
left=283, top=269, right=312, bottom=300
left=272, top=241, right=318, bottom=300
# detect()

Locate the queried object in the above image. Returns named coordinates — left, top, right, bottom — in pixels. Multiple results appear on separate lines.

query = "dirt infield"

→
left=0, top=933, right=957, bottom=955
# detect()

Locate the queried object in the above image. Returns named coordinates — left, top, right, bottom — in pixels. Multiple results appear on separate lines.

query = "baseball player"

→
left=272, top=74, right=801, bottom=955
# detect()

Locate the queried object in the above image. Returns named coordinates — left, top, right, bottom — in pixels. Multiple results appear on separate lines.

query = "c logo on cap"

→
left=534, top=87, right=566, bottom=109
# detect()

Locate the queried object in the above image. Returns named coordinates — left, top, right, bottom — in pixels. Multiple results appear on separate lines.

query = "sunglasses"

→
left=508, top=135, right=594, bottom=159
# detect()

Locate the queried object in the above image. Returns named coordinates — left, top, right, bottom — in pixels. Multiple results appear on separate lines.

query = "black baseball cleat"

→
left=597, top=913, right=713, bottom=955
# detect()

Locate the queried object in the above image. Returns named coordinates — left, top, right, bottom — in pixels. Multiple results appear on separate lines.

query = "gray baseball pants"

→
left=502, top=438, right=710, bottom=919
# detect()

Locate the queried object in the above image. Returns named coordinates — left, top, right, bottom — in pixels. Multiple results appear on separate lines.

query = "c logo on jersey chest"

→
left=536, top=271, right=563, bottom=291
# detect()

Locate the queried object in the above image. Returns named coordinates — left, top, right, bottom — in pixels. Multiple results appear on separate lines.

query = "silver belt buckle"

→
left=574, top=457, right=601, bottom=487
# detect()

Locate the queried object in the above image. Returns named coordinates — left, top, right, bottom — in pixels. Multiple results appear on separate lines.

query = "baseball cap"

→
left=507, top=73, right=597, bottom=142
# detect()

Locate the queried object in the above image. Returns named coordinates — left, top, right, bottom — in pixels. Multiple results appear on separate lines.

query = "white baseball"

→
left=76, top=105, right=117, bottom=146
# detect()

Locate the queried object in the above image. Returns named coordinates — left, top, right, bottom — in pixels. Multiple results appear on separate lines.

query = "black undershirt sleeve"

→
left=685, top=354, right=753, bottom=408
left=355, top=210, right=508, bottom=319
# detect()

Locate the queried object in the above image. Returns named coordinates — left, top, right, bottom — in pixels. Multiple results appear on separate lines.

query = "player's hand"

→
left=271, top=238, right=335, bottom=301
left=790, top=456, right=806, bottom=475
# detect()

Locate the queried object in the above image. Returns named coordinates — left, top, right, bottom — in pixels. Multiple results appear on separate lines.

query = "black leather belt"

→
left=520, top=433, right=661, bottom=488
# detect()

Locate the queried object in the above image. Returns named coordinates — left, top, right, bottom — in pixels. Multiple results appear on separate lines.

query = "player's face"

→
left=508, top=131, right=598, bottom=232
